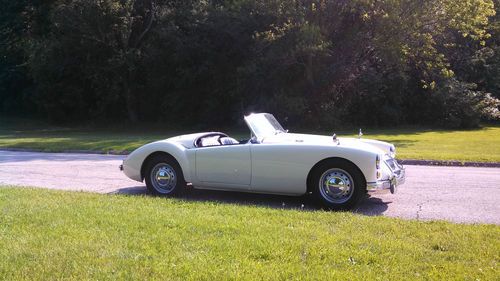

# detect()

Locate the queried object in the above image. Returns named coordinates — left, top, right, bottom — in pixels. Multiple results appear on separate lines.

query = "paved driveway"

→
left=1, top=150, right=499, bottom=224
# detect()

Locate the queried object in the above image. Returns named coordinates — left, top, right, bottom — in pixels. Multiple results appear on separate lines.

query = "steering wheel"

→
left=217, top=134, right=227, bottom=145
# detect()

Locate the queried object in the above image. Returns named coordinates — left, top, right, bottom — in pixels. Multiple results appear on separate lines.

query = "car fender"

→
left=123, top=140, right=193, bottom=183
left=250, top=143, right=379, bottom=195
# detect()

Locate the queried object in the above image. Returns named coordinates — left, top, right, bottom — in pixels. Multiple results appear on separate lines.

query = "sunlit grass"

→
left=0, top=187, right=498, bottom=280
left=0, top=118, right=499, bottom=162
left=339, top=125, right=500, bottom=162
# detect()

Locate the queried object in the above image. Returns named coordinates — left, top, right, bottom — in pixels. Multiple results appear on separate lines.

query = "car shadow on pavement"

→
left=353, top=196, right=391, bottom=216
left=110, top=186, right=147, bottom=195
left=112, top=185, right=389, bottom=216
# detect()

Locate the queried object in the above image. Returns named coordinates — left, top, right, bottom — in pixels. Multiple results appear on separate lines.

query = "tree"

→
left=1, top=0, right=499, bottom=127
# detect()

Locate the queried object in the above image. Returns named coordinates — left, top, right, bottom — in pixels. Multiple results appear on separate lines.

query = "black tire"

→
left=308, top=159, right=365, bottom=210
left=144, top=154, right=186, bottom=196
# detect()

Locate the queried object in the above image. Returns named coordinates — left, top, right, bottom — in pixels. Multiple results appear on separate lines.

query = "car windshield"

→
left=244, top=113, right=286, bottom=140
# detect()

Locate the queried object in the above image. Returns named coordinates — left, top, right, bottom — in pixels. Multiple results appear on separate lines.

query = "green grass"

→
left=0, top=187, right=498, bottom=280
left=344, top=126, right=500, bottom=162
left=1, top=117, right=499, bottom=162
left=0, top=118, right=170, bottom=153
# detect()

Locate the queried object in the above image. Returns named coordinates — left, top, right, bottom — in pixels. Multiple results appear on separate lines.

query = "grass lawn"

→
left=0, top=187, right=498, bottom=280
left=1, top=117, right=499, bottom=162
left=345, top=126, right=500, bottom=162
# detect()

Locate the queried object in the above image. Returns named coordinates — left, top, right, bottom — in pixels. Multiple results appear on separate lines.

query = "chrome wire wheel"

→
left=150, top=163, right=177, bottom=194
left=318, top=168, right=354, bottom=204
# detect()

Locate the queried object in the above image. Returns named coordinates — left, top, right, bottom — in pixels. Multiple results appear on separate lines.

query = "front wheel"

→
left=144, top=155, right=186, bottom=196
left=309, top=159, right=365, bottom=210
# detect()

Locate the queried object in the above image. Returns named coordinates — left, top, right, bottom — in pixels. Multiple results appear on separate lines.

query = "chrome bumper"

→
left=366, top=158, right=405, bottom=194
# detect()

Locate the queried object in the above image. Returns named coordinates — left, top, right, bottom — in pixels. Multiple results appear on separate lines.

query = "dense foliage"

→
left=1, top=0, right=499, bottom=128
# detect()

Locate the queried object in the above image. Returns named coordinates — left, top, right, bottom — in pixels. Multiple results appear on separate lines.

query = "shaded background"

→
left=1, top=0, right=499, bottom=130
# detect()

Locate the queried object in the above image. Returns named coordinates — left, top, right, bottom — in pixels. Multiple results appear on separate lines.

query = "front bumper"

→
left=366, top=157, right=405, bottom=194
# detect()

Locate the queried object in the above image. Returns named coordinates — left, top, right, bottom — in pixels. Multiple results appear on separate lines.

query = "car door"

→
left=250, top=143, right=310, bottom=195
left=195, top=144, right=251, bottom=189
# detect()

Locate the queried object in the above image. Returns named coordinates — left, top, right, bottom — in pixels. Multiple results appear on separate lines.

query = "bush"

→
left=430, top=79, right=500, bottom=128
left=0, top=0, right=499, bottom=128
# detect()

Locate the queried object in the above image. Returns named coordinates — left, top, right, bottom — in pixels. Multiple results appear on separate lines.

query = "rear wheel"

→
left=309, top=159, right=365, bottom=210
left=144, top=154, right=186, bottom=196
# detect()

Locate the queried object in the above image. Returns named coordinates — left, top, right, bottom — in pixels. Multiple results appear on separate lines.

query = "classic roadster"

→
left=121, top=113, right=405, bottom=210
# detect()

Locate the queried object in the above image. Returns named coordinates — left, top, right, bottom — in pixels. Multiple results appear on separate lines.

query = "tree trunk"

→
left=305, top=53, right=325, bottom=128
left=120, top=0, right=154, bottom=123
left=123, top=76, right=139, bottom=123
left=305, top=53, right=315, bottom=89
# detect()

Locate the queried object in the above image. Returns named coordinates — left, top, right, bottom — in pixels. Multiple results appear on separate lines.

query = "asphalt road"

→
left=1, top=150, right=499, bottom=224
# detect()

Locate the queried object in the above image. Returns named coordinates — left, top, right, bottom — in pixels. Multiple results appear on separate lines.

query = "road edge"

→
left=1, top=147, right=499, bottom=168
left=398, top=159, right=500, bottom=168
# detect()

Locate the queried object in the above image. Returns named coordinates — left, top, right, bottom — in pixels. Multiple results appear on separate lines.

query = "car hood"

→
left=262, top=133, right=394, bottom=155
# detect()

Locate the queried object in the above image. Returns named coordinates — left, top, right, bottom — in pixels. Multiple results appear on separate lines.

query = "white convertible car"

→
left=121, top=113, right=405, bottom=210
